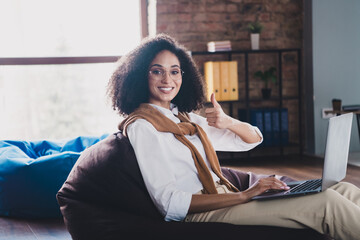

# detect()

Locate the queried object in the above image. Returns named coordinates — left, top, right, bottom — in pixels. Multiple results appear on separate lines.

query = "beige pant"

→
left=185, top=182, right=360, bottom=240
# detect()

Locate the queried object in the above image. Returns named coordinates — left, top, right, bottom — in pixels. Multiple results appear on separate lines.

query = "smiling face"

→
left=147, top=50, right=182, bottom=109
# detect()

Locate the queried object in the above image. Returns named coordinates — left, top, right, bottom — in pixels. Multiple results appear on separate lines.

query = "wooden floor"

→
left=222, top=154, right=360, bottom=187
left=0, top=218, right=70, bottom=240
left=1, top=154, right=359, bottom=240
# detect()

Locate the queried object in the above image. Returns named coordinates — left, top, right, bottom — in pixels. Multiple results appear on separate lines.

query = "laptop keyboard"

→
left=289, top=179, right=322, bottom=193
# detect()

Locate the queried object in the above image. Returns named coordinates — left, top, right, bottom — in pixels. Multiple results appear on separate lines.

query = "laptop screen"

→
left=322, top=113, right=353, bottom=190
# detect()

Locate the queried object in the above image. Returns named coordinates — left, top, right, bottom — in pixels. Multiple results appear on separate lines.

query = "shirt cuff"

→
left=164, top=190, right=192, bottom=222
left=253, top=126, right=263, bottom=143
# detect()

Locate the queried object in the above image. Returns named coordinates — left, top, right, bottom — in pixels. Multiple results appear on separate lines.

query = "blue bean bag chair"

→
left=0, top=134, right=108, bottom=218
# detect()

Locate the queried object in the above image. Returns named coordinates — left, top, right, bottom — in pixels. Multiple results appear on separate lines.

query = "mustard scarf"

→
left=119, top=104, right=239, bottom=194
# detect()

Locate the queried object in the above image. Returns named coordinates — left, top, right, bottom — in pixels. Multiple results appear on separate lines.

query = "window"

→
left=0, top=0, right=142, bottom=140
left=0, top=0, right=141, bottom=57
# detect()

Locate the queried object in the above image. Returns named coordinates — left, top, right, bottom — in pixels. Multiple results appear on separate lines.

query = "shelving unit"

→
left=191, top=49, right=302, bottom=159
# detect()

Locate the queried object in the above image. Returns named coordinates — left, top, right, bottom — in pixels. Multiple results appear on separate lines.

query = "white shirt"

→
left=127, top=104, right=262, bottom=221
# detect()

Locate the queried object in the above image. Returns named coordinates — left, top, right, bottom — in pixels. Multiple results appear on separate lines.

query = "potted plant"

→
left=247, top=21, right=264, bottom=50
left=254, top=67, right=277, bottom=99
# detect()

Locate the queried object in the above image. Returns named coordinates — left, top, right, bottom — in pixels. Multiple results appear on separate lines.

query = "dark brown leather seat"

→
left=57, top=132, right=328, bottom=240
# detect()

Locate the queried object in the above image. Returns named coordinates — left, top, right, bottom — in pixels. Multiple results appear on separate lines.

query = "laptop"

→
left=252, top=113, right=353, bottom=200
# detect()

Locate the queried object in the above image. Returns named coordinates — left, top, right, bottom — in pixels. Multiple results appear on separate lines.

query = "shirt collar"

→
left=149, top=103, right=179, bottom=116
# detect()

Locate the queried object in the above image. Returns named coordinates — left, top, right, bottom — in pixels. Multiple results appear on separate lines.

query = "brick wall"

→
left=156, top=0, right=303, bottom=51
left=155, top=0, right=303, bottom=147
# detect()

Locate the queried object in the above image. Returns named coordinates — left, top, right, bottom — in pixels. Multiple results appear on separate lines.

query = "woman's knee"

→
left=322, top=188, right=340, bottom=199
left=332, top=181, right=351, bottom=188
left=330, top=181, right=358, bottom=193
left=319, top=189, right=343, bottom=209
left=338, top=181, right=357, bottom=189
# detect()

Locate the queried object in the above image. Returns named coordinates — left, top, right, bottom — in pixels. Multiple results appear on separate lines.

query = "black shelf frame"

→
left=192, top=49, right=303, bottom=159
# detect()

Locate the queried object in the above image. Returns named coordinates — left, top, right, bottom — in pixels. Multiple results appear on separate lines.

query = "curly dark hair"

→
left=107, top=34, right=205, bottom=116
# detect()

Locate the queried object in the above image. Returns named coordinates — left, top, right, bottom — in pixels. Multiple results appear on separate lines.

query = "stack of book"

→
left=207, top=40, right=232, bottom=52
left=342, top=105, right=360, bottom=111
left=204, top=61, right=238, bottom=101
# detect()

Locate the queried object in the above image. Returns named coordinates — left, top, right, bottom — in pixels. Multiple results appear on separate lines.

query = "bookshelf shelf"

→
left=217, top=96, right=299, bottom=104
left=192, top=48, right=303, bottom=160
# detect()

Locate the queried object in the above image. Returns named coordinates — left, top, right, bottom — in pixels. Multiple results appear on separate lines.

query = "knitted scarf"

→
left=119, top=103, right=239, bottom=194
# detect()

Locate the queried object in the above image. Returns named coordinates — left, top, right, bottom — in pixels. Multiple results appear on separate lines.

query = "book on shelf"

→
left=238, top=108, right=289, bottom=147
left=281, top=108, right=289, bottom=145
left=207, top=40, right=232, bottom=52
left=219, top=62, right=230, bottom=100
left=228, top=61, right=239, bottom=100
left=271, top=108, right=280, bottom=146
left=263, top=108, right=272, bottom=146
left=204, top=61, right=238, bottom=101
left=204, top=61, right=221, bottom=101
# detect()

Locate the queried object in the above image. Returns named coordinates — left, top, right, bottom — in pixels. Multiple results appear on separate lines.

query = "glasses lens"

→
left=169, top=69, right=183, bottom=81
left=149, top=68, right=165, bottom=79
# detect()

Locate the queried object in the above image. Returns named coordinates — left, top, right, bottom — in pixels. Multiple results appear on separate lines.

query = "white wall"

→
left=312, top=0, right=360, bottom=154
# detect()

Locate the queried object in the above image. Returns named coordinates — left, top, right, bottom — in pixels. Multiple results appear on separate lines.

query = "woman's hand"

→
left=204, top=92, right=262, bottom=143
left=205, top=93, right=233, bottom=129
left=189, top=176, right=290, bottom=213
left=242, top=176, right=290, bottom=201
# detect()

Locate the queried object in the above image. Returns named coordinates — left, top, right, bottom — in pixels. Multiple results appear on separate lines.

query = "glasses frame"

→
left=148, top=67, right=184, bottom=81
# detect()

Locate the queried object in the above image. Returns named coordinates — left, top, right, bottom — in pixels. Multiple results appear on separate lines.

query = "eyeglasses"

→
left=149, top=67, right=184, bottom=81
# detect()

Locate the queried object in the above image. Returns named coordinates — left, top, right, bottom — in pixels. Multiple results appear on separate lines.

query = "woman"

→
left=107, top=34, right=360, bottom=240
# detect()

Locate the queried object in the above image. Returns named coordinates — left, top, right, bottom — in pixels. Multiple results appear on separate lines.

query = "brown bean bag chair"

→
left=56, top=132, right=328, bottom=240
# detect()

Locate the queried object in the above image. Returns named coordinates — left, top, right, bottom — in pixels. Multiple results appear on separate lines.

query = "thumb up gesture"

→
left=205, top=93, right=232, bottom=129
